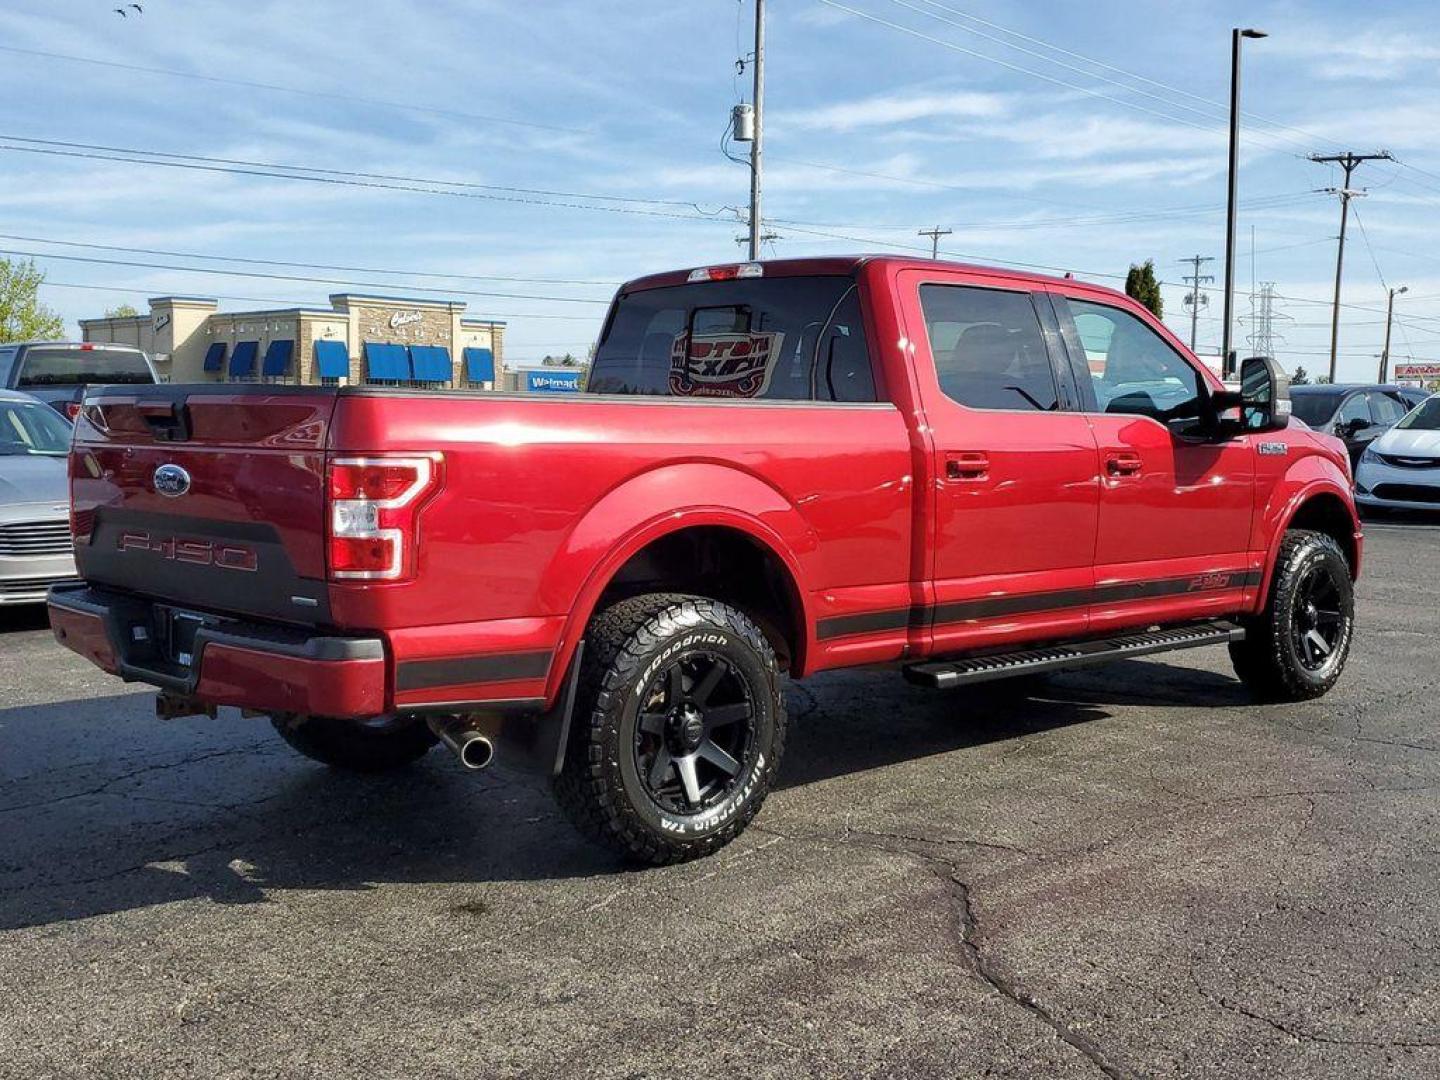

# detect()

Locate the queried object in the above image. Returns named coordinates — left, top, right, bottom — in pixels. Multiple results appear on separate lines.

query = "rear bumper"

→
left=47, top=584, right=387, bottom=719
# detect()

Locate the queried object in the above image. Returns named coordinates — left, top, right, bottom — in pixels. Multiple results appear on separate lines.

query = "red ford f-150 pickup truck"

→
left=49, top=257, right=1360, bottom=864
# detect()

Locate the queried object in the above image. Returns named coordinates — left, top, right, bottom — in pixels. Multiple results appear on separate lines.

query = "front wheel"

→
left=1230, top=529, right=1355, bottom=702
left=553, top=593, right=787, bottom=865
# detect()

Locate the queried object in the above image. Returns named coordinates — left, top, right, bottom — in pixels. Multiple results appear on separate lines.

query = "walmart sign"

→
left=525, top=369, right=582, bottom=393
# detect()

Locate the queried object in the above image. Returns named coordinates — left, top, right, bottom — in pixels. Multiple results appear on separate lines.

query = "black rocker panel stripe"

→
left=816, top=570, right=1262, bottom=641
left=396, top=650, right=553, bottom=692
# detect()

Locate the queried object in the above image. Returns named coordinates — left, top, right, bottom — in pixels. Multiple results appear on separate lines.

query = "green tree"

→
left=0, top=257, right=64, bottom=340
left=1314, top=375, right=1333, bottom=385
left=1291, top=366, right=1310, bottom=386
left=1124, top=260, right=1164, bottom=318
left=105, top=303, right=141, bottom=318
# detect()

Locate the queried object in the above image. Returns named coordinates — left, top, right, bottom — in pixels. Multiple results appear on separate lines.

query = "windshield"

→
left=0, top=401, right=72, bottom=455
left=18, top=346, right=153, bottom=387
left=1397, top=396, right=1440, bottom=431
left=1288, top=390, right=1345, bottom=427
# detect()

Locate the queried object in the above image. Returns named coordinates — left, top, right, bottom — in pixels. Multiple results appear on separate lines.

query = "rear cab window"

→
left=588, top=275, right=876, bottom=402
left=17, top=346, right=154, bottom=387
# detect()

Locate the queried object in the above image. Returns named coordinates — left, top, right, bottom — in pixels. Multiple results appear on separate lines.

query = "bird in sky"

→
left=113, top=7, right=126, bottom=15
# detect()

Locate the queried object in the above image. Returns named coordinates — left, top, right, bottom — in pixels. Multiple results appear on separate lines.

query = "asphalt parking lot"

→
left=2, top=522, right=1438, bottom=1080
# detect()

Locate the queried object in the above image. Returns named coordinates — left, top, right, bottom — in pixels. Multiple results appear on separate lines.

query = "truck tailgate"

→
left=71, top=385, right=339, bottom=625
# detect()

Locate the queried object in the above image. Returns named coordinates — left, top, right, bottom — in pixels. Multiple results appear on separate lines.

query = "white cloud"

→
left=776, top=89, right=1010, bottom=133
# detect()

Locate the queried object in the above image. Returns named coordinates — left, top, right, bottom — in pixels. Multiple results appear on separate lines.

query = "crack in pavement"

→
left=0, top=742, right=277, bottom=816
left=1186, top=958, right=1440, bottom=1051
left=752, top=823, right=1133, bottom=1078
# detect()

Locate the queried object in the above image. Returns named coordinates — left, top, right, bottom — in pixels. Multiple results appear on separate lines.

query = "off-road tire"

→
left=270, top=713, right=437, bottom=772
left=553, top=593, right=786, bottom=865
left=1230, top=529, right=1355, bottom=702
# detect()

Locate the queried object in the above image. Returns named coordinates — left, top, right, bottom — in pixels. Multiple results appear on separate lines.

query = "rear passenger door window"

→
left=917, top=285, right=1058, bottom=411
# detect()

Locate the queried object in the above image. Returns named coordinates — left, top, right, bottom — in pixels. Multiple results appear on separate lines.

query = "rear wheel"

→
left=1230, top=529, right=1355, bottom=702
left=553, top=593, right=786, bottom=865
left=270, top=713, right=437, bottom=772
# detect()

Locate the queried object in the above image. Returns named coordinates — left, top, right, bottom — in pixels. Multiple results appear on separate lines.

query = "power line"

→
left=900, top=0, right=1338, bottom=155
left=0, top=140, right=741, bottom=225
left=813, top=0, right=1304, bottom=155
left=0, top=247, right=613, bottom=306
left=0, top=44, right=585, bottom=135
left=0, top=232, right=620, bottom=288
left=34, top=279, right=605, bottom=321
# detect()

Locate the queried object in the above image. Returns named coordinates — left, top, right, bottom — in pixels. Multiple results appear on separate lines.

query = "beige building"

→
left=80, top=293, right=505, bottom=388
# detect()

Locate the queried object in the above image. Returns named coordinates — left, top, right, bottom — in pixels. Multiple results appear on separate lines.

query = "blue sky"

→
left=2, top=0, right=1439, bottom=378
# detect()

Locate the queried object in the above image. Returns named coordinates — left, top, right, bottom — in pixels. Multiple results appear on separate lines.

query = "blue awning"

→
left=364, top=342, right=411, bottom=381
left=410, top=344, right=452, bottom=383
left=229, top=340, right=259, bottom=378
left=464, top=346, right=495, bottom=382
left=202, top=341, right=227, bottom=372
left=314, top=340, right=349, bottom=379
left=262, top=339, right=294, bottom=377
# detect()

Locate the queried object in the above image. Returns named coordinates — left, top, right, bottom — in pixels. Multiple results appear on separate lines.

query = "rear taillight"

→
left=64, top=402, right=82, bottom=421
left=326, top=455, right=442, bottom=581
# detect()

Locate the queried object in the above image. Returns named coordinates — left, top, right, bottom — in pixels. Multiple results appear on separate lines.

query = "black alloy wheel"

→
left=553, top=593, right=786, bottom=865
left=1289, top=560, right=1347, bottom=671
left=634, top=651, right=756, bottom=815
left=1230, top=529, right=1354, bottom=702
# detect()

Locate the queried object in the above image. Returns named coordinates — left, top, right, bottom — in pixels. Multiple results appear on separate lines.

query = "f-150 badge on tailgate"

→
left=153, top=464, right=192, bottom=497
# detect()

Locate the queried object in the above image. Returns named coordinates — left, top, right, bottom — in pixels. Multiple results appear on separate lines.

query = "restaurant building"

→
left=80, top=293, right=505, bottom=389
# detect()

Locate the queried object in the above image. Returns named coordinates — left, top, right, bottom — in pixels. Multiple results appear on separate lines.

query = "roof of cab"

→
left=618, top=254, right=1121, bottom=298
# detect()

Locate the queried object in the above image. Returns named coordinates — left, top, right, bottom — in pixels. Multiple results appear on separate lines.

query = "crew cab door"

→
left=899, top=270, right=1101, bottom=655
left=1049, top=292, right=1255, bottom=633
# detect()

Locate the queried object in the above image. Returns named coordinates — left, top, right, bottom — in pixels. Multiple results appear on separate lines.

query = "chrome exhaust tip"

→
left=427, top=716, right=495, bottom=771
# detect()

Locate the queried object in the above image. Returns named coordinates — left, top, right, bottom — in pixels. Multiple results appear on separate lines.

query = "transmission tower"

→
left=1242, top=282, right=1290, bottom=359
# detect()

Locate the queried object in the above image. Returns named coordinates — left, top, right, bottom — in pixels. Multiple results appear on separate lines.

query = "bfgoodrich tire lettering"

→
left=553, top=593, right=786, bottom=865
left=1230, top=529, right=1355, bottom=702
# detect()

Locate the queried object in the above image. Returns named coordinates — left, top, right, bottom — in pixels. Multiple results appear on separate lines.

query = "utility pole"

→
left=1310, top=151, right=1392, bottom=381
left=1379, top=284, right=1408, bottom=382
left=918, top=226, right=952, bottom=259
left=1179, top=254, right=1215, bottom=352
left=747, top=0, right=765, bottom=261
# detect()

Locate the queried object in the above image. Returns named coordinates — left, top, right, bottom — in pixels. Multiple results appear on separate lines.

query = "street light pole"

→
left=1221, top=27, right=1266, bottom=379
left=1379, top=285, right=1408, bottom=382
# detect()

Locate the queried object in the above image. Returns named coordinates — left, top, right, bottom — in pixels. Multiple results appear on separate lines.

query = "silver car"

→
left=1355, top=393, right=1440, bottom=513
left=0, top=389, right=77, bottom=604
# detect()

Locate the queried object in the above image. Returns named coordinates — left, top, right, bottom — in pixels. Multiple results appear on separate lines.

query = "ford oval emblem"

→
left=153, top=464, right=192, bottom=498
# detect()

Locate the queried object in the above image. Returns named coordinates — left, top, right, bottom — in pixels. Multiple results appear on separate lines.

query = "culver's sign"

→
left=389, top=311, right=424, bottom=329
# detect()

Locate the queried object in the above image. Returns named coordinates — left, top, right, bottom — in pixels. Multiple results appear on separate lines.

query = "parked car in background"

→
left=0, top=389, right=77, bottom=604
left=0, top=341, right=157, bottom=419
left=1355, top=393, right=1440, bottom=512
left=1288, top=384, right=1424, bottom=467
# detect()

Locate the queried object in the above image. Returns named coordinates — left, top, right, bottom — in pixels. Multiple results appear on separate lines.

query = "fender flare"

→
left=541, top=463, right=817, bottom=700
left=1253, top=466, right=1361, bottom=607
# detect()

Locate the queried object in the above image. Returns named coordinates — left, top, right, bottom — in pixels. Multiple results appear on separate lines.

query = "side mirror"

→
left=1339, top=416, right=1373, bottom=437
left=1237, top=355, right=1290, bottom=433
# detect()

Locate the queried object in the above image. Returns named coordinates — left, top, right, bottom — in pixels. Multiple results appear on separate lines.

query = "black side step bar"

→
left=903, top=621, right=1246, bottom=690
